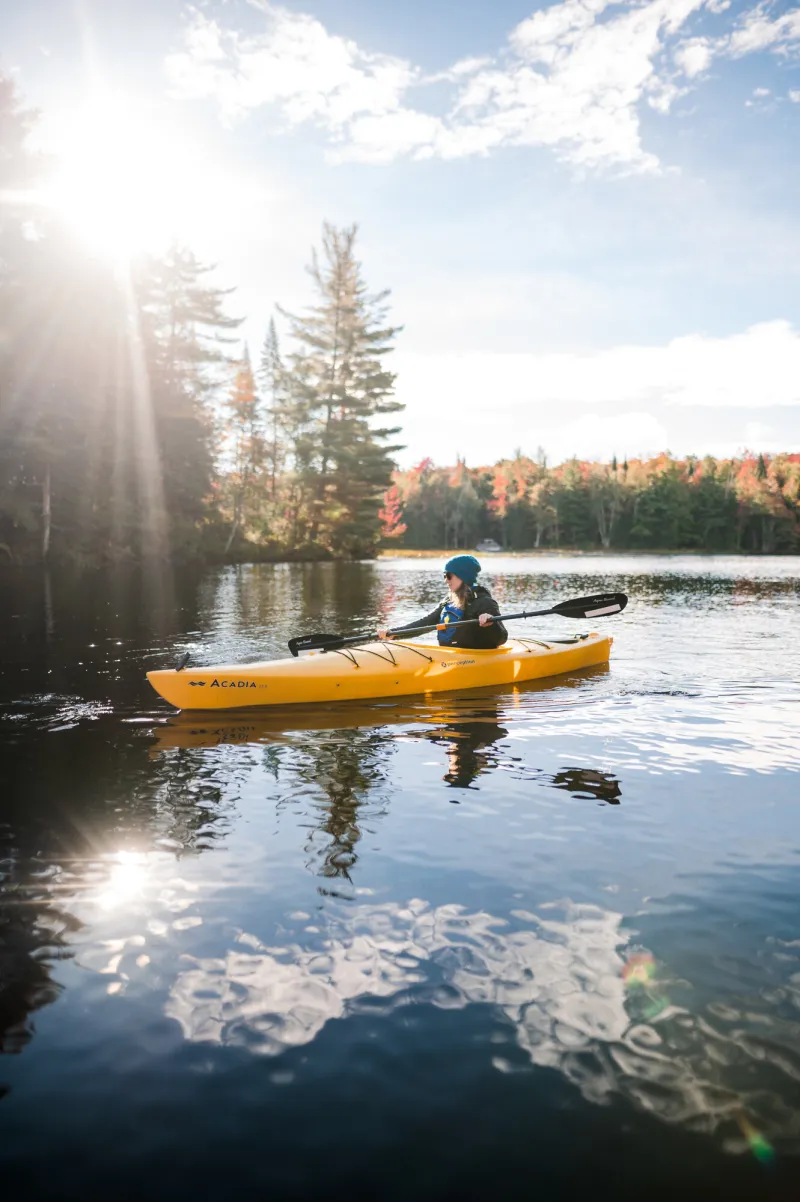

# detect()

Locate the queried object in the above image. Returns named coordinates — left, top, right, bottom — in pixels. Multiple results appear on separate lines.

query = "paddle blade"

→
left=551, top=592, right=628, bottom=619
left=288, top=632, right=343, bottom=657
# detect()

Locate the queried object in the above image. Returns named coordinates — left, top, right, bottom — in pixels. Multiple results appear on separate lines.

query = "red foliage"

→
left=378, top=484, right=407, bottom=540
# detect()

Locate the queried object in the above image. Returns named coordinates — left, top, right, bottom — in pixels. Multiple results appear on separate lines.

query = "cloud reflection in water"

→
left=165, top=898, right=800, bottom=1153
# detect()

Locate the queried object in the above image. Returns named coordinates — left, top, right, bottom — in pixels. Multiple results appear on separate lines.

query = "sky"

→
left=2, top=0, right=800, bottom=466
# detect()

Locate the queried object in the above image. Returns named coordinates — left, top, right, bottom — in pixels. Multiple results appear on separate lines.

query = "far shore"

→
left=377, top=548, right=800, bottom=559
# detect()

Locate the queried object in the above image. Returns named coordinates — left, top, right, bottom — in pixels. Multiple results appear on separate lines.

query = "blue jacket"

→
left=389, top=585, right=508, bottom=649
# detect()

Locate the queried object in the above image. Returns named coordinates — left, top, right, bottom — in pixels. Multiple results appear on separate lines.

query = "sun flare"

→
left=41, top=95, right=227, bottom=262
left=96, top=850, right=149, bottom=911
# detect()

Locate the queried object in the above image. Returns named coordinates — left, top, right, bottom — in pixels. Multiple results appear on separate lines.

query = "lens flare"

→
left=736, top=1112, right=776, bottom=1165
left=641, top=995, right=670, bottom=1020
left=622, top=953, right=657, bottom=988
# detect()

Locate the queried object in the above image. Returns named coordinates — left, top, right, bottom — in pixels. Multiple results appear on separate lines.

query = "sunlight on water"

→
left=94, top=851, right=149, bottom=912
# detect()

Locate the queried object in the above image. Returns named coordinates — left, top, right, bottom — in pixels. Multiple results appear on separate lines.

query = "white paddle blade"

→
left=584, top=602, right=624, bottom=617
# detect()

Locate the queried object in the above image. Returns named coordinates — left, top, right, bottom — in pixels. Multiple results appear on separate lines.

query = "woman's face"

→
left=445, top=572, right=464, bottom=593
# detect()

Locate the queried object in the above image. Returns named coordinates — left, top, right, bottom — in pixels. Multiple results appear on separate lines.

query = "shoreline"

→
left=2, top=548, right=800, bottom=574
left=377, top=548, right=800, bottom=559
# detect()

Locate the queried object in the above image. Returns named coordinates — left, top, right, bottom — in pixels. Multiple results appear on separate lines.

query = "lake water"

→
left=1, top=556, right=799, bottom=1201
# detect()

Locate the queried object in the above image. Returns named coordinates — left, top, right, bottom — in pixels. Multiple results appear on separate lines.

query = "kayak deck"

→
left=146, top=632, right=613, bottom=711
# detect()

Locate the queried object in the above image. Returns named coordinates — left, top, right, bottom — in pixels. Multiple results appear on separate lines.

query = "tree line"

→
left=0, top=77, right=402, bottom=566
left=383, top=451, right=800, bottom=554
left=3, top=77, right=798, bottom=566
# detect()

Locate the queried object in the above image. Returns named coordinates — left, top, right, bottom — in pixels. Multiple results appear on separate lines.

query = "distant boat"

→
left=475, top=538, right=503, bottom=553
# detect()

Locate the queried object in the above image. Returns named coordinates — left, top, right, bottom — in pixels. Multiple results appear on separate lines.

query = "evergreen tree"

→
left=133, top=244, right=241, bottom=557
left=259, top=316, right=286, bottom=500
left=385, top=451, right=800, bottom=555
left=222, top=347, right=263, bottom=553
left=447, top=460, right=482, bottom=548
left=279, top=223, right=403, bottom=556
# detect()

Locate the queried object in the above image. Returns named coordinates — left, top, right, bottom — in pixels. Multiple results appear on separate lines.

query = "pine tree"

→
left=133, top=244, right=241, bottom=557
left=223, top=347, right=263, bottom=553
left=259, top=316, right=286, bottom=500
left=279, top=223, right=403, bottom=556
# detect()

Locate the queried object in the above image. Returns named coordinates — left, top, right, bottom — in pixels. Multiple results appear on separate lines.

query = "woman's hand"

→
left=478, top=614, right=494, bottom=627
left=377, top=629, right=388, bottom=640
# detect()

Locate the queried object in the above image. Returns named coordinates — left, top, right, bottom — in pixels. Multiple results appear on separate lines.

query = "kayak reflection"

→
left=149, top=666, right=620, bottom=881
left=149, top=666, right=620, bottom=802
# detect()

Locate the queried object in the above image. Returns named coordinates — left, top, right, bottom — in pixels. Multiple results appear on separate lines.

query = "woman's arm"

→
left=382, top=603, right=444, bottom=637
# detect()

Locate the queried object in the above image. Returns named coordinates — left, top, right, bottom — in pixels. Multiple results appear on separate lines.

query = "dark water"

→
left=1, top=556, right=799, bottom=1201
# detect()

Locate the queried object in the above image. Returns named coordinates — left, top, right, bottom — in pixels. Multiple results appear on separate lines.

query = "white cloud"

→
left=425, top=55, right=494, bottom=84
left=332, top=109, right=443, bottom=164
left=167, top=0, right=800, bottom=172
left=394, top=321, right=800, bottom=463
left=725, top=3, right=800, bottom=57
left=442, top=0, right=712, bottom=172
left=790, top=89, right=800, bottom=101
left=166, top=7, right=416, bottom=127
left=744, top=419, right=774, bottom=444
left=398, top=319, right=800, bottom=408
left=673, top=37, right=712, bottom=76
left=546, top=411, right=670, bottom=461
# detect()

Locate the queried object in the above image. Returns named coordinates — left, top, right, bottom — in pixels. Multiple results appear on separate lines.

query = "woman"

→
left=378, top=555, right=507, bottom=650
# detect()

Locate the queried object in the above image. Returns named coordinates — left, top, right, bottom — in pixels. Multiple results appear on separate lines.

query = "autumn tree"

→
left=384, top=452, right=800, bottom=554
left=378, top=482, right=407, bottom=541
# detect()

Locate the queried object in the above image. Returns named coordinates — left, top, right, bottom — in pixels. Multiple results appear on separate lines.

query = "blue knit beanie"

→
left=444, top=554, right=481, bottom=587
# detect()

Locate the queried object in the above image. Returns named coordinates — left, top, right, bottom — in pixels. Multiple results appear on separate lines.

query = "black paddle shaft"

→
left=288, top=592, right=627, bottom=656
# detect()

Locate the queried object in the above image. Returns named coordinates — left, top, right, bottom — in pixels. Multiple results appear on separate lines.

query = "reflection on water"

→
left=292, top=729, right=395, bottom=883
left=0, top=880, right=72, bottom=1054
left=551, top=767, right=621, bottom=804
left=1, top=558, right=800, bottom=1195
left=163, top=896, right=799, bottom=1153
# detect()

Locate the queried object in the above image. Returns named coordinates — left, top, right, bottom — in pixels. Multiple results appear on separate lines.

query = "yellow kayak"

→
left=149, top=665, right=610, bottom=750
left=146, top=631, right=613, bottom=711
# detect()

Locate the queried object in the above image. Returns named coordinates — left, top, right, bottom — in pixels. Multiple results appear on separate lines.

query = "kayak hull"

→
left=149, top=665, right=610, bottom=751
left=146, top=632, right=613, bottom=711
